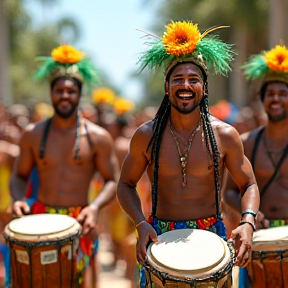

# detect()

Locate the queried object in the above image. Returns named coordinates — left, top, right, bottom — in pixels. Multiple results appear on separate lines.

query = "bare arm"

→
left=91, top=129, right=119, bottom=211
left=77, top=125, right=119, bottom=238
left=10, top=126, right=35, bottom=201
left=222, top=125, right=260, bottom=266
left=117, top=122, right=158, bottom=264
left=223, top=172, right=241, bottom=214
left=117, top=123, right=151, bottom=225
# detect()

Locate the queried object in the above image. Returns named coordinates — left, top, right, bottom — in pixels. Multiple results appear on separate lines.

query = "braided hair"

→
left=147, top=64, right=222, bottom=218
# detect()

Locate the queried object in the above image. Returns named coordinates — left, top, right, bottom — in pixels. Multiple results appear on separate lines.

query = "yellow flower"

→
left=51, top=45, right=84, bottom=64
left=92, top=88, right=115, bottom=104
left=265, top=45, right=288, bottom=72
left=162, top=21, right=201, bottom=56
left=114, top=97, right=135, bottom=115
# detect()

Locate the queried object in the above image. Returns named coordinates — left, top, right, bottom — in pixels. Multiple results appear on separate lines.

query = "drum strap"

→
left=251, top=127, right=288, bottom=197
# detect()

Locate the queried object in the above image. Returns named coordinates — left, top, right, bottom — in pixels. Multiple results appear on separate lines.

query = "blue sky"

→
left=24, top=0, right=162, bottom=102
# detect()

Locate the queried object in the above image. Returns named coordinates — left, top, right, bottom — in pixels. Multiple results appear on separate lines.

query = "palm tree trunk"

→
left=0, top=0, right=12, bottom=105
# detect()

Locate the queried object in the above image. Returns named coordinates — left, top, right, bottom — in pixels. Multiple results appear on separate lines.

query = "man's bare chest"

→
left=33, top=131, right=94, bottom=168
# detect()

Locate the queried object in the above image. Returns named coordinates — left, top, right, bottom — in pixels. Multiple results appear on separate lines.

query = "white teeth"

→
left=179, top=93, right=192, bottom=97
left=270, top=104, right=281, bottom=109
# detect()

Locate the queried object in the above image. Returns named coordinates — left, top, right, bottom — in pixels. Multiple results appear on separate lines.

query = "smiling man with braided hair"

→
left=117, top=21, right=260, bottom=287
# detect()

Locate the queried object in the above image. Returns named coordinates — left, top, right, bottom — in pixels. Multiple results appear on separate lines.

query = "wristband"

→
left=241, top=209, right=258, bottom=220
left=239, top=221, right=255, bottom=232
left=135, top=220, right=146, bottom=228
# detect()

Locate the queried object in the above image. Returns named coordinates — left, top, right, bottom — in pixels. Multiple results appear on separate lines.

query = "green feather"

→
left=197, top=36, right=235, bottom=76
left=34, top=56, right=99, bottom=86
left=241, top=53, right=269, bottom=80
left=137, top=37, right=169, bottom=72
left=137, top=34, right=235, bottom=76
left=34, top=57, right=59, bottom=80
left=77, top=58, right=99, bottom=85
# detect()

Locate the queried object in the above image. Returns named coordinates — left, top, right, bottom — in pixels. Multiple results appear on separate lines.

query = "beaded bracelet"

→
left=239, top=221, right=255, bottom=232
left=241, top=209, right=258, bottom=220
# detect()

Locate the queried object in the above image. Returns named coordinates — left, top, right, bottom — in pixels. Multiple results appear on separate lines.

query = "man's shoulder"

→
left=210, top=116, right=238, bottom=136
left=240, top=126, right=265, bottom=143
left=83, top=119, right=113, bottom=144
left=22, top=119, right=47, bottom=136
left=132, top=120, right=154, bottom=138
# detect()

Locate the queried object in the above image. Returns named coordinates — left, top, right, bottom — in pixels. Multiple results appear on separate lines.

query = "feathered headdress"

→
left=242, top=45, right=288, bottom=85
left=138, top=20, right=235, bottom=77
left=34, top=45, right=99, bottom=85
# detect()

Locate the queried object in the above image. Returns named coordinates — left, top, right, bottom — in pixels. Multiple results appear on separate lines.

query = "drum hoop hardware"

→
left=145, top=261, right=233, bottom=286
left=252, top=249, right=286, bottom=258
left=3, top=230, right=81, bottom=248
left=145, top=239, right=235, bottom=286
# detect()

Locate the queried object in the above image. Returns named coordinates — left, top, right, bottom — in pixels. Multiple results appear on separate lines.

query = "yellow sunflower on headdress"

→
left=162, top=21, right=201, bottom=56
left=51, top=45, right=84, bottom=64
left=265, top=45, right=288, bottom=72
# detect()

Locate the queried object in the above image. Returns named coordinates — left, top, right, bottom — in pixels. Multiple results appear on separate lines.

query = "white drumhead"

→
left=253, top=226, right=288, bottom=243
left=149, top=229, right=225, bottom=271
left=8, top=214, right=78, bottom=235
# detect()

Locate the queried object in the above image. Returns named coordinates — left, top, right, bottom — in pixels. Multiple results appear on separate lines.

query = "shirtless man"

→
left=117, top=20, right=260, bottom=287
left=10, top=45, right=119, bottom=288
left=223, top=44, right=288, bottom=287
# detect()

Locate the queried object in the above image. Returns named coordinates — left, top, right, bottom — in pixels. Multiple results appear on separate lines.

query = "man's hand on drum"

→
left=13, top=200, right=30, bottom=216
left=229, top=223, right=253, bottom=267
left=136, top=221, right=158, bottom=266
left=255, top=211, right=269, bottom=230
left=77, top=204, right=99, bottom=240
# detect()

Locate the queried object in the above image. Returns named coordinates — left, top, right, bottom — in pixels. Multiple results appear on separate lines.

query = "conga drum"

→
left=145, top=229, right=234, bottom=288
left=248, top=226, right=288, bottom=288
left=3, top=214, right=81, bottom=288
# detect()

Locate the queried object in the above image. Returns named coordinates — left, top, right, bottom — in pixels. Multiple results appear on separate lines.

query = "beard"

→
left=267, top=111, right=287, bottom=122
left=53, top=102, right=77, bottom=118
left=170, top=90, right=202, bottom=114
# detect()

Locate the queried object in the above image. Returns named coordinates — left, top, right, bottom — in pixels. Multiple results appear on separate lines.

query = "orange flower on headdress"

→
left=265, top=45, right=288, bottom=72
left=162, top=21, right=201, bottom=56
left=114, top=97, right=135, bottom=115
left=51, top=45, right=84, bottom=64
left=92, top=88, right=115, bottom=104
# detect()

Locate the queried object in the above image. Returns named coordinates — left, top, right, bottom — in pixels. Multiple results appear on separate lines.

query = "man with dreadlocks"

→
left=224, top=44, right=288, bottom=288
left=9, top=45, right=119, bottom=287
left=117, top=21, right=260, bottom=287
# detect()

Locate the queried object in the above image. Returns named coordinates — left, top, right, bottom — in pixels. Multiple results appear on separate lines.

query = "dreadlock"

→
left=147, top=71, right=222, bottom=218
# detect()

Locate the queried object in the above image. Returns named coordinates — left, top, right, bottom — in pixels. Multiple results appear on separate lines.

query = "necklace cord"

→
left=169, top=118, right=200, bottom=187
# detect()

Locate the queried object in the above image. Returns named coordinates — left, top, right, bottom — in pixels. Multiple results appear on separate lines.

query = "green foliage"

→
left=4, top=0, right=83, bottom=107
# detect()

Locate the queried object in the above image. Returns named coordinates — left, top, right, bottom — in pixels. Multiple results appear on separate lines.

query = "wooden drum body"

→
left=248, top=226, right=288, bottom=288
left=3, top=214, right=81, bottom=288
left=145, top=229, right=234, bottom=288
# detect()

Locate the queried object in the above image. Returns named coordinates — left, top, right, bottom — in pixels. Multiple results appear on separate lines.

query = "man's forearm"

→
left=240, top=183, right=260, bottom=212
left=117, top=182, right=146, bottom=225
left=90, top=180, right=117, bottom=211
left=10, top=174, right=28, bottom=201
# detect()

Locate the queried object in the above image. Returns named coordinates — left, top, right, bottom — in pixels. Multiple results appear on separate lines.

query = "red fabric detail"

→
left=147, top=214, right=153, bottom=224
left=80, top=237, right=92, bottom=257
left=169, top=221, right=175, bottom=230
left=31, top=201, right=46, bottom=214
left=196, top=217, right=217, bottom=230
left=25, top=181, right=33, bottom=198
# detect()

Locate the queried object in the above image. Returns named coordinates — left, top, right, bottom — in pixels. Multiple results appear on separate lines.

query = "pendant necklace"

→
left=169, top=118, right=200, bottom=187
